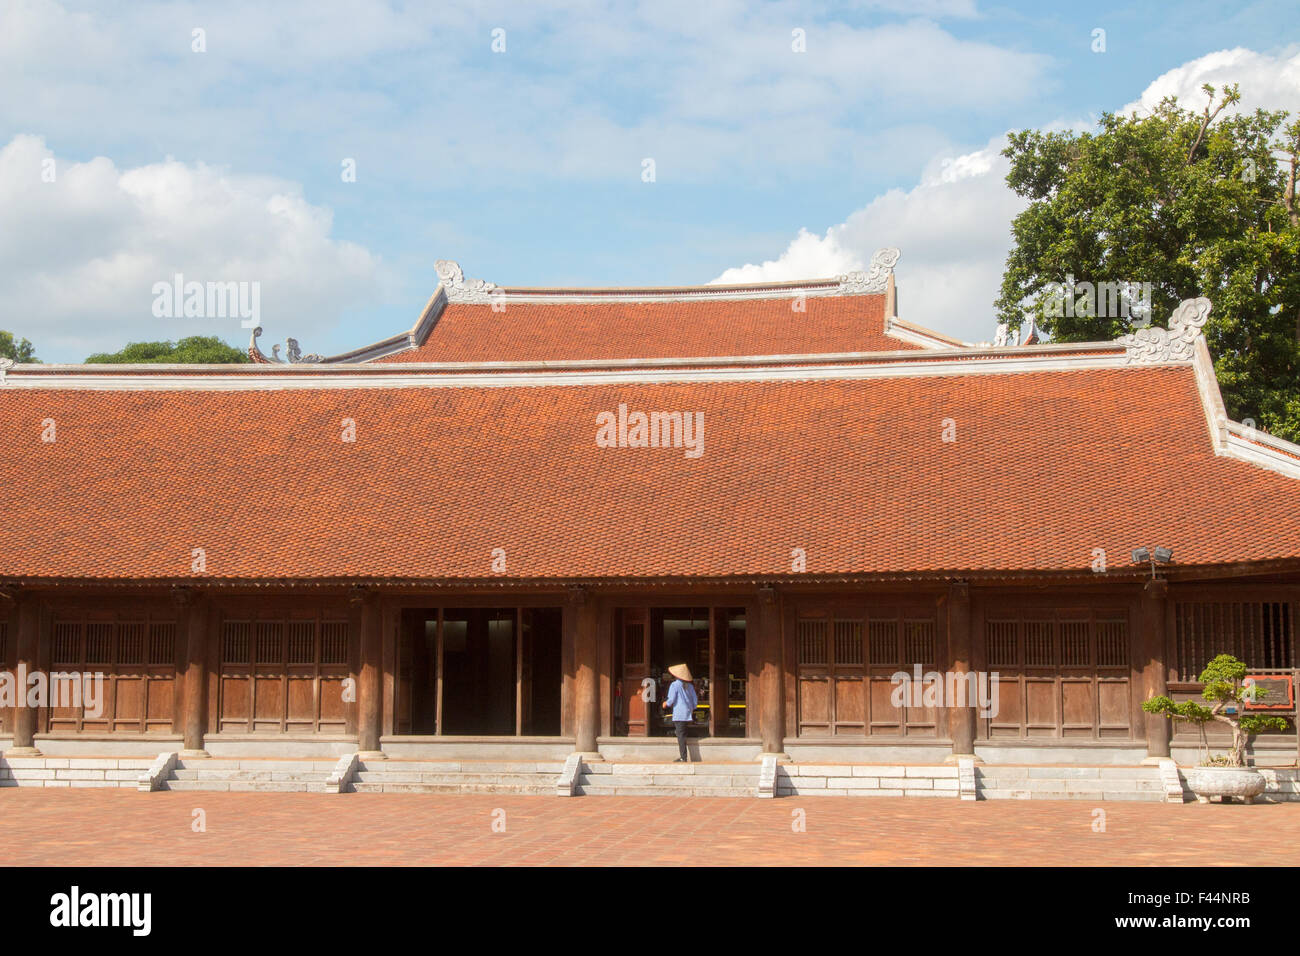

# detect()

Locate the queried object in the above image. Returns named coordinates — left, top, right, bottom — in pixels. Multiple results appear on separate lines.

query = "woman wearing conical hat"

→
left=662, top=663, right=698, bottom=763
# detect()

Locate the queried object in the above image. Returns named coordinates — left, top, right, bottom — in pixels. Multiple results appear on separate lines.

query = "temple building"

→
left=1, top=249, right=1298, bottom=797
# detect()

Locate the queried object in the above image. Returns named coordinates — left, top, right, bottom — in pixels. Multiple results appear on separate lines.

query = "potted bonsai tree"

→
left=1142, top=653, right=1289, bottom=804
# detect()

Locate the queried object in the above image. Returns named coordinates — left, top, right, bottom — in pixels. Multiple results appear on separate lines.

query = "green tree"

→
left=84, top=336, right=250, bottom=364
left=1143, top=654, right=1289, bottom=766
left=997, top=85, right=1300, bottom=442
left=0, top=330, right=38, bottom=363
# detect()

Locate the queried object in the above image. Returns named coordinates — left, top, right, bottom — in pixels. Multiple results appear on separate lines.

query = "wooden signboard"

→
left=1244, top=674, right=1293, bottom=710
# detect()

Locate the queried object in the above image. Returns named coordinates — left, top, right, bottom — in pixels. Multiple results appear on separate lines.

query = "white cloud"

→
left=0, top=1, right=1053, bottom=187
left=0, top=134, right=381, bottom=361
left=715, top=46, right=1300, bottom=346
left=1119, top=46, right=1300, bottom=116
left=713, top=135, right=1025, bottom=344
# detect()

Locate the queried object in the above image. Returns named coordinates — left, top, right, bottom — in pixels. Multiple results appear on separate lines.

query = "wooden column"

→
left=356, top=588, right=384, bottom=757
left=947, top=581, right=976, bottom=758
left=11, top=592, right=44, bottom=754
left=177, top=589, right=212, bottom=756
left=709, top=609, right=726, bottom=738
left=755, top=587, right=786, bottom=757
left=571, top=588, right=601, bottom=756
left=1142, top=579, right=1171, bottom=759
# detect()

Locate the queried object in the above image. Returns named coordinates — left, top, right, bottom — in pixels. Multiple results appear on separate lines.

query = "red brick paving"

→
left=4, top=790, right=1300, bottom=866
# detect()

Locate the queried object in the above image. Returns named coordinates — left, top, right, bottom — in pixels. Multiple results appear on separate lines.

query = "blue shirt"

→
left=665, top=679, right=698, bottom=721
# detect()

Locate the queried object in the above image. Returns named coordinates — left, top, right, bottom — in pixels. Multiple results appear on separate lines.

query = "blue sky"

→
left=2, top=0, right=1298, bottom=361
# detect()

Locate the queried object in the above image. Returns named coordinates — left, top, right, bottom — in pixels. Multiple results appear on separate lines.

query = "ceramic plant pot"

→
left=1186, top=766, right=1267, bottom=804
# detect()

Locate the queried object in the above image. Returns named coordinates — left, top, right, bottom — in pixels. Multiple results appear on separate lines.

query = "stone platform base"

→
left=6, top=751, right=1298, bottom=802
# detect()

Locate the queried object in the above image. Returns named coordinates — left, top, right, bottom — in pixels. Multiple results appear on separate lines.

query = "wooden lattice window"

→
left=798, top=620, right=828, bottom=665
left=981, top=608, right=1132, bottom=740
left=1097, top=619, right=1128, bottom=667
left=868, top=620, right=897, bottom=664
left=904, top=620, right=935, bottom=666
left=1174, top=601, right=1295, bottom=682
left=834, top=621, right=863, bottom=666
left=1024, top=621, right=1054, bottom=666
left=987, top=621, right=1018, bottom=667
left=218, top=614, right=352, bottom=734
left=1061, top=620, right=1090, bottom=666
left=47, top=615, right=178, bottom=734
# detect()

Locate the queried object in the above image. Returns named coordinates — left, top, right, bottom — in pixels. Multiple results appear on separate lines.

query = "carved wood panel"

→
left=981, top=608, right=1131, bottom=740
left=46, top=613, right=177, bottom=734
left=795, top=605, right=939, bottom=737
left=218, top=614, right=351, bottom=734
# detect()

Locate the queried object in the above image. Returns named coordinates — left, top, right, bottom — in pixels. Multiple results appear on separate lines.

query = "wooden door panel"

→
left=868, top=676, right=902, bottom=734
left=833, top=673, right=865, bottom=732
left=1060, top=678, right=1095, bottom=737
left=798, top=676, right=831, bottom=734
left=980, top=610, right=1134, bottom=740
left=1098, top=679, right=1131, bottom=736
left=621, top=612, right=651, bottom=736
left=988, top=674, right=1024, bottom=737
left=1025, top=678, right=1057, bottom=735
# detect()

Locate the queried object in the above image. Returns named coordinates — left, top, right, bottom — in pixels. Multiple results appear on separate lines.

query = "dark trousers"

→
left=674, top=720, right=690, bottom=761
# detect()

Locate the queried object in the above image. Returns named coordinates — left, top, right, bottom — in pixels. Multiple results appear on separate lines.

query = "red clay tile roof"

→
left=2, top=364, right=1298, bottom=580
left=373, top=295, right=923, bottom=363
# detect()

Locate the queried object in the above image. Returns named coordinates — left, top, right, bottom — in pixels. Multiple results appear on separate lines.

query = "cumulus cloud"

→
left=0, top=0, right=1053, bottom=187
left=714, top=136, right=1025, bottom=344
left=1119, top=46, right=1300, bottom=116
left=0, top=134, right=381, bottom=362
left=715, top=46, right=1300, bottom=346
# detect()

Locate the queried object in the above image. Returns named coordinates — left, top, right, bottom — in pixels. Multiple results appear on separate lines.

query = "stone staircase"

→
left=160, top=758, right=338, bottom=792
left=349, top=759, right=563, bottom=794
left=974, top=764, right=1168, bottom=801
left=135, top=753, right=1179, bottom=801
left=575, top=761, right=761, bottom=796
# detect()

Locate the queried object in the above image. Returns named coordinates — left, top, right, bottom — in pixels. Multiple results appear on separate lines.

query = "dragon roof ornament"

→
left=1117, top=298, right=1211, bottom=364
left=248, top=327, right=326, bottom=364
left=435, top=259, right=502, bottom=304
left=838, top=248, right=900, bottom=295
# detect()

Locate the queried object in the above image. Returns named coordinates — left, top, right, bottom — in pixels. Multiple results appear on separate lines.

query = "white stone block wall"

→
left=0, top=756, right=155, bottom=788
left=775, top=764, right=961, bottom=798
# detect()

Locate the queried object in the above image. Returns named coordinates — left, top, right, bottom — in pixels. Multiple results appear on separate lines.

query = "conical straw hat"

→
left=668, top=663, right=693, bottom=681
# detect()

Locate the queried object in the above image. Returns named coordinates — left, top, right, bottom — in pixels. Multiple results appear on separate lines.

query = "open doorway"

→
left=521, top=608, right=562, bottom=736
left=441, top=609, right=515, bottom=735
left=615, top=606, right=747, bottom=738
left=397, top=606, right=563, bottom=736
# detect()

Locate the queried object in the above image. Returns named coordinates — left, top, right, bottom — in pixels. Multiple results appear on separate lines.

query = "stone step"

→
left=976, top=767, right=1158, bottom=780
left=576, top=785, right=755, bottom=797
left=172, top=769, right=333, bottom=781
left=353, top=771, right=555, bottom=786
left=350, top=781, right=555, bottom=795
left=162, top=779, right=327, bottom=793
left=357, top=761, right=564, bottom=774
left=175, top=759, right=340, bottom=772
left=578, top=772, right=758, bottom=788
left=582, top=762, right=759, bottom=776
left=975, top=777, right=1163, bottom=792
left=979, top=787, right=1166, bottom=802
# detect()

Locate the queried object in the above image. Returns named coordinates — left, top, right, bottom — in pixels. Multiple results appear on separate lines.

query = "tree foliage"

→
left=1143, top=653, right=1289, bottom=766
left=0, top=330, right=38, bottom=363
left=998, top=85, right=1300, bottom=442
left=84, top=336, right=250, bottom=364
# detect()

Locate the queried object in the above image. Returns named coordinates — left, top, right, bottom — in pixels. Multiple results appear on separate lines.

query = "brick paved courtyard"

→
left=3, top=790, right=1300, bottom=866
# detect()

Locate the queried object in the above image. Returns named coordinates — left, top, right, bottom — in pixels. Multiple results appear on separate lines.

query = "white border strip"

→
left=1190, top=338, right=1300, bottom=480
left=2, top=351, right=1139, bottom=391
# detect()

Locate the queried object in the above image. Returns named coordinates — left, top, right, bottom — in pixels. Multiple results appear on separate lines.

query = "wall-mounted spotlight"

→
left=1131, top=545, right=1174, bottom=580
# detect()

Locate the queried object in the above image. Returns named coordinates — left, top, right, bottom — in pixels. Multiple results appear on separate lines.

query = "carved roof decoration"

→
left=248, top=248, right=952, bottom=364
left=837, top=248, right=901, bottom=295
left=1117, top=298, right=1212, bottom=365
left=435, top=259, right=503, bottom=304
